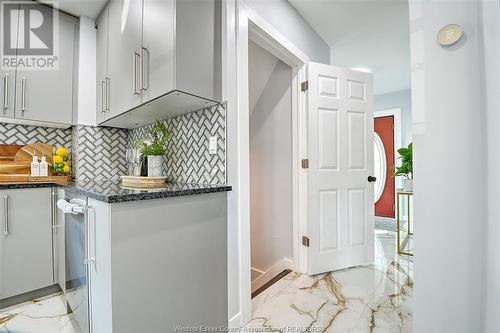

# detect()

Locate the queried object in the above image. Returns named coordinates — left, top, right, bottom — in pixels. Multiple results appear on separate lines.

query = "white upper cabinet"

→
left=141, top=0, right=175, bottom=103
left=96, top=7, right=109, bottom=124
left=0, top=1, right=17, bottom=119
left=0, top=1, right=76, bottom=127
left=96, top=0, right=222, bottom=128
left=15, top=10, right=76, bottom=125
left=107, top=0, right=143, bottom=118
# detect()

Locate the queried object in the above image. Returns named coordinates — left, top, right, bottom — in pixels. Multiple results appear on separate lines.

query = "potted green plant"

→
left=136, top=120, right=172, bottom=177
left=394, top=142, right=413, bottom=192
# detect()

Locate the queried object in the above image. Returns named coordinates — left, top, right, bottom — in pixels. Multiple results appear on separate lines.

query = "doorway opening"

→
left=373, top=108, right=403, bottom=232
left=235, top=0, right=414, bottom=331
left=374, top=115, right=395, bottom=218
left=248, top=41, right=294, bottom=297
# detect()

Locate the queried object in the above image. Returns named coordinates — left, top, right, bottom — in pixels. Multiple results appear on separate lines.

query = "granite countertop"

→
left=0, top=180, right=232, bottom=203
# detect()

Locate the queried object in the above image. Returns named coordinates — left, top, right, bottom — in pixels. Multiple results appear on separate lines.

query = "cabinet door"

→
left=107, top=0, right=143, bottom=118
left=141, top=0, right=175, bottom=102
left=0, top=188, right=53, bottom=299
left=88, top=199, right=113, bottom=333
left=0, top=0, right=18, bottom=119
left=15, top=9, right=75, bottom=125
left=96, top=6, right=110, bottom=124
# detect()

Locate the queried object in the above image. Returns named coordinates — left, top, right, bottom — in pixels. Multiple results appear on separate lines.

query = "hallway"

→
left=243, top=231, right=412, bottom=332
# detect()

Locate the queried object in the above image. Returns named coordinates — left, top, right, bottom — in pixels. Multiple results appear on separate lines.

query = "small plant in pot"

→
left=394, top=142, right=413, bottom=192
left=136, top=120, right=171, bottom=177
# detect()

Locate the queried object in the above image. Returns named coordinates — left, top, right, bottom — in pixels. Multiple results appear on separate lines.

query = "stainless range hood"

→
left=100, top=90, right=220, bottom=129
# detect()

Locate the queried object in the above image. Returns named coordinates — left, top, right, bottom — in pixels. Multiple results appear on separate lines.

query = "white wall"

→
left=244, top=0, right=329, bottom=63
left=480, top=0, right=500, bottom=331
left=409, top=1, right=485, bottom=331
left=374, top=89, right=412, bottom=147
left=76, top=16, right=97, bottom=126
left=248, top=41, right=293, bottom=276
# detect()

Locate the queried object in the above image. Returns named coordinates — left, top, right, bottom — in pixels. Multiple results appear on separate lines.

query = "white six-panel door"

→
left=307, top=62, right=374, bottom=275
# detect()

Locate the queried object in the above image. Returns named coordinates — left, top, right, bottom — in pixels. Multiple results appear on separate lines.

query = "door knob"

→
left=368, top=176, right=377, bottom=183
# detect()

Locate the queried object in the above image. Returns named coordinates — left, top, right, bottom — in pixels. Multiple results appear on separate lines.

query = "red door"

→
left=375, top=116, right=395, bottom=218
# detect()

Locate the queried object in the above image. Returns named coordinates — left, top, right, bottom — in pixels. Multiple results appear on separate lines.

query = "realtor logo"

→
left=1, top=1, right=59, bottom=70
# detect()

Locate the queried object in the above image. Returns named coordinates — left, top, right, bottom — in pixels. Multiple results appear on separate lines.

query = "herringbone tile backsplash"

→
left=72, top=125, right=129, bottom=181
left=0, top=122, right=72, bottom=148
left=129, top=103, right=226, bottom=185
left=1, top=103, right=226, bottom=184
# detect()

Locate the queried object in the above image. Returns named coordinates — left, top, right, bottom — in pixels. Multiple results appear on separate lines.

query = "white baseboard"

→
left=228, top=312, right=242, bottom=329
left=251, top=258, right=293, bottom=293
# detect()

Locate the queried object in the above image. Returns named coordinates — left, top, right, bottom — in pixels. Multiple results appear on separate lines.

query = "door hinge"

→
left=301, top=159, right=309, bottom=169
left=302, top=236, right=310, bottom=247
left=301, top=81, right=309, bottom=92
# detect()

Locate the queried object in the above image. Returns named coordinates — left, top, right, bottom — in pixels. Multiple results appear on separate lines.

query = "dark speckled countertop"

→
left=0, top=180, right=231, bottom=203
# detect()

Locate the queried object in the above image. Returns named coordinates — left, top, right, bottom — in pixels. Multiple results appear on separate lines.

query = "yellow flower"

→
left=63, top=165, right=70, bottom=173
left=54, top=155, right=63, bottom=163
left=56, top=147, right=67, bottom=156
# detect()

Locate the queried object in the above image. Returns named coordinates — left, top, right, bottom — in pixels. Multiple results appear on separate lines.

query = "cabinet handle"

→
left=106, top=77, right=110, bottom=111
left=133, top=50, right=141, bottom=96
left=3, top=74, right=8, bottom=110
left=140, top=47, right=149, bottom=91
left=21, top=78, right=26, bottom=112
left=3, top=195, right=9, bottom=236
left=84, top=206, right=96, bottom=266
left=101, top=80, right=106, bottom=112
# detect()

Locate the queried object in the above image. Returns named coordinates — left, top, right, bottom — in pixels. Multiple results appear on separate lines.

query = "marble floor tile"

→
left=0, top=231, right=412, bottom=333
left=244, top=231, right=413, bottom=333
left=0, top=292, right=79, bottom=333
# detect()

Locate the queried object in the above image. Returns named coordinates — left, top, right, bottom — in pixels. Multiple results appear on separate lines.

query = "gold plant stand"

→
left=397, top=190, right=413, bottom=256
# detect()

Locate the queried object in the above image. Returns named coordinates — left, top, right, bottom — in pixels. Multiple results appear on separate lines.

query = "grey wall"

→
left=481, top=0, right=500, bottom=331
left=245, top=0, right=330, bottom=63
left=374, top=89, right=412, bottom=147
left=410, top=1, right=485, bottom=331
left=249, top=42, right=293, bottom=275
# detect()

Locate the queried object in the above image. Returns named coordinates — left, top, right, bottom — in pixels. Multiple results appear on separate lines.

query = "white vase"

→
left=404, top=179, right=413, bottom=192
left=147, top=155, right=163, bottom=177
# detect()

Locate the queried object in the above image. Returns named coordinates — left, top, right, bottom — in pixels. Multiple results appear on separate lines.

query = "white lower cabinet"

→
left=87, top=193, right=228, bottom=332
left=0, top=188, right=53, bottom=299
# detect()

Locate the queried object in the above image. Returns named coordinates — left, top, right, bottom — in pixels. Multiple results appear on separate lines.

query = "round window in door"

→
left=374, top=132, right=387, bottom=203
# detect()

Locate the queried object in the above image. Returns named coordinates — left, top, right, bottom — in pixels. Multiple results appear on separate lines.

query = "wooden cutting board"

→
left=15, top=143, right=54, bottom=164
left=0, top=161, right=31, bottom=174
left=0, top=145, right=23, bottom=161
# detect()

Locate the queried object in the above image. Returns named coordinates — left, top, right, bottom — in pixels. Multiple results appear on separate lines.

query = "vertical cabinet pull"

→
left=140, top=47, right=149, bottom=91
left=133, top=50, right=141, bottom=96
left=105, top=77, right=110, bottom=111
left=3, top=74, right=8, bottom=110
left=3, top=195, right=9, bottom=236
left=101, top=80, right=106, bottom=112
left=21, top=78, right=27, bottom=112
left=84, top=206, right=96, bottom=266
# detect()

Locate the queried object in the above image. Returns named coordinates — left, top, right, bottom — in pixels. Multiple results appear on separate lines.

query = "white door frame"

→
left=235, top=2, right=309, bottom=325
left=374, top=108, right=402, bottom=221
